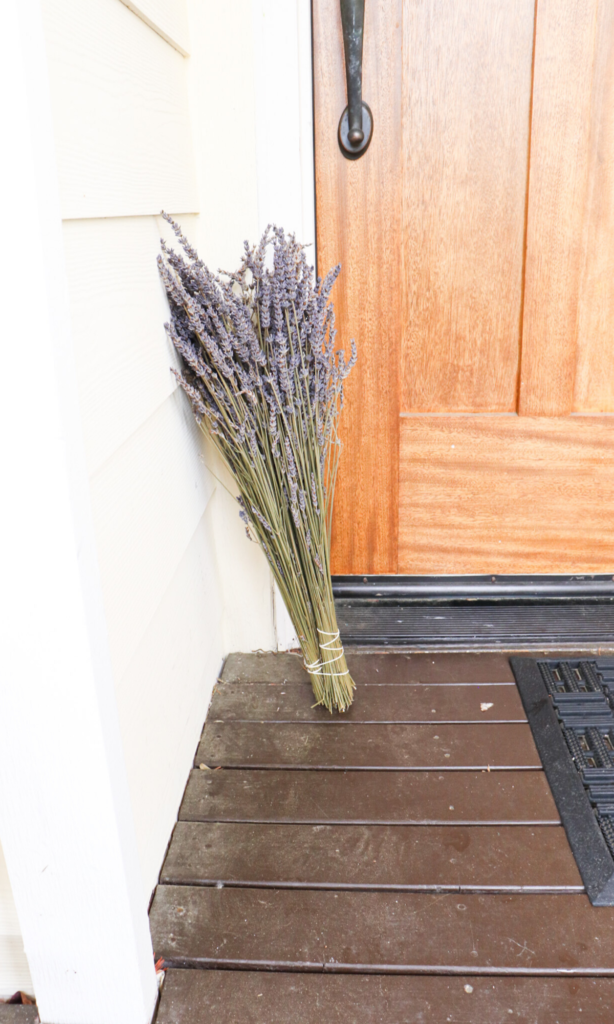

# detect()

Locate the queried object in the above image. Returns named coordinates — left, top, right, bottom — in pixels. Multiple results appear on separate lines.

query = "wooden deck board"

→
left=196, top=722, right=541, bottom=770
left=150, top=886, right=614, bottom=973
left=153, top=650, right=614, bottom=1021
left=209, top=682, right=526, bottom=723
left=157, top=969, right=614, bottom=1024
left=0, top=1012, right=38, bottom=1024
left=220, top=651, right=516, bottom=684
left=180, top=768, right=560, bottom=824
left=161, top=822, right=582, bottom=891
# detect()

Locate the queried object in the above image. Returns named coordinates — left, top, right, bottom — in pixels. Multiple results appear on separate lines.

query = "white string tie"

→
left=303, top=629, right=350, bottom=677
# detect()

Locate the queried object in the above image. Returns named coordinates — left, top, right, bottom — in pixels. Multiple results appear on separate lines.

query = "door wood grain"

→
left=520, top=0, right=599, bottom=416
left=315, top=0, right=614, bottom=575
left=399, top=414, right=614, bottom=573
left=313, top=0, right=403, bottom=574
left=401, top=0, right=535, bottom=413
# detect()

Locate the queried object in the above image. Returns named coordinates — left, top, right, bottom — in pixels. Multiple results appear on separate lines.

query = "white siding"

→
left=183, top=0, right=281, bottom=653
left=1, top=1, right=159, bottom=1013
left=60, top=203, right=270, bottom=895
left=115, top=503, right=224, bottom=893
left=118, top=0, right=190, bottom=54
left=0, top=844, right=32, bottom=999
left=42, top=0, right=278, bottom=903
left=88, top=385, right=214, bottom=680
left=0, top=0, right=313, bottom=1004
left=42, top=0, right=198, bottom=218
left=42, top=0, right=276, bottom=905
left=184, top=0, right=260, bottom=267
left=61, top=216, right=185, bottom=475
left=35, top=0, right=228, bottom=909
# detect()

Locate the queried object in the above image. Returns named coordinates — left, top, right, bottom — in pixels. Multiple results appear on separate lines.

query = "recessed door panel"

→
left=314, top=0, right=614, bottom=575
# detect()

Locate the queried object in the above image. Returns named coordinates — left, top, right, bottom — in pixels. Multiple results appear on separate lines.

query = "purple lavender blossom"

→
left=158, top=217, right=357, bottom=713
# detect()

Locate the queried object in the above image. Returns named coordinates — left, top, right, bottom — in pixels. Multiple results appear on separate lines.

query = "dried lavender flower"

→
left=159, top=218, right=356, bottom=713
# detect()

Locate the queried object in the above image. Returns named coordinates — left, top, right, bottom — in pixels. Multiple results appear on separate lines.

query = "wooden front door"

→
left=314, top=0, right=614, bottom=576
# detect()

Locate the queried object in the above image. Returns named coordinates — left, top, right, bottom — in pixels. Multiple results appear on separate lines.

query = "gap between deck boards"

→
left=152, top=650, right=614, bottom=1020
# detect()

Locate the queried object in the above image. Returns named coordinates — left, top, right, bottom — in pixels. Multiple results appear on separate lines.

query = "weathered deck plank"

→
left=0, top=1012, right=38, bottom=1024
left=209, top=682, right=526, bottom=723
left=150, top=886, right=614, bottom=973
left=161, top=822, right=582, bottom=891
left=220, top=651, right=516, bottom=684
left=153, top=650, right=614, bottom=1022
left=196, top=722, right=541, bottom=769
left=180, top=768, right=560, bottom=824
left=156, top=969, right=614, bottom=1024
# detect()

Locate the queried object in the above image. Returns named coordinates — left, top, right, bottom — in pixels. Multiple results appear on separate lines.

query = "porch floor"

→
left=151, top=651, right=614, bottom=1022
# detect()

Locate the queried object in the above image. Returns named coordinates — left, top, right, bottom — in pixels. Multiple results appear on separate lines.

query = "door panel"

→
left=402, top=0, right=535, bottom=412
left=314, top=0, right=614, bottom=575
left=399, top=415, right=614, bottom=573
left=519, top=0, right=599, bottom=416
left=574, top=0, right=614, bottom=412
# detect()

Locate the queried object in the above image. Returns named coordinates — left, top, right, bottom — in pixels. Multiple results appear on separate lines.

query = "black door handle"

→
left=338, top=0, right=373, bottom=159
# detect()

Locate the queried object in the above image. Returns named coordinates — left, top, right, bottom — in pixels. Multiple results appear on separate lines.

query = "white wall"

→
left=183, top=0, right=315, bottom=653
left=0, top=0, right=314, bottom=1011
left=0, top=844, right=32, bottom=998
left=183, top=0, right=278, bottom=654
left=38, top=0, right=227, bottom=918
left=0, top=2, right=159, bottom=1016
left=250, top=0, right=315, bottom=650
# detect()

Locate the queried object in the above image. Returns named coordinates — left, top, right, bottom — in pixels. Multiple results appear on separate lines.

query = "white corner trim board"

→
left=251, top=0, right=316, bottom=250
left=252, top=0, right=315, bottom=650
left=0, top=2, right=158, bottom=1021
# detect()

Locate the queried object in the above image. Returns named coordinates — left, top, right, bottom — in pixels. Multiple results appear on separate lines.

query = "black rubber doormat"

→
left=511, top=657, right=614, bottom=905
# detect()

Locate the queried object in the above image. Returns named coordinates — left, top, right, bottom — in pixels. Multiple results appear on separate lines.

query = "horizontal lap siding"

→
left=62, top=215, right=196, bottom=474
left=119, top=505, right=224, bottom=894
left=64, top=216, right=221, bottom=888
left=42, top=0, right=198, bottom=218
left=118, top=0, right=190, bottom=54
left=40, top=0, right=224, bottom=898
left=89, top=388, right=214, bottom=680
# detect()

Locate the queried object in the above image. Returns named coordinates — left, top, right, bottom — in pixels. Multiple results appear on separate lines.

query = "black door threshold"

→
left=335, top=602, right=614, bottom=648
left=333, top=576, right=614, bottom=648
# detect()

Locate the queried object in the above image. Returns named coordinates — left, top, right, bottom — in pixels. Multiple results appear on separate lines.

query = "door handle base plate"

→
left=338, top=102, right=373, bottom=160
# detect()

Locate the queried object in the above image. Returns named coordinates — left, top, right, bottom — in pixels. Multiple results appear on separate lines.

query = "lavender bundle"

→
left=158, top=216, right=357, bottom=712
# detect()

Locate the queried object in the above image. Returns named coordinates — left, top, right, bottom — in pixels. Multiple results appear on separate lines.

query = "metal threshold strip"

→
left=333, top=576, right=614, bottom=648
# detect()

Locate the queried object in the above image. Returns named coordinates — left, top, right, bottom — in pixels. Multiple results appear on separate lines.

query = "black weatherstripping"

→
left=511, top=657, right=614, bottom=906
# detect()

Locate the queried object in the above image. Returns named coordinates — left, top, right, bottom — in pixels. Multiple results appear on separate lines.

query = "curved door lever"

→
left=338, top=0, right=373, bottom=159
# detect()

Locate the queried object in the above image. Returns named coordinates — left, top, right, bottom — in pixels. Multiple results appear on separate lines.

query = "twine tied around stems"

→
left=304, top=629, right=351, bottom=677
